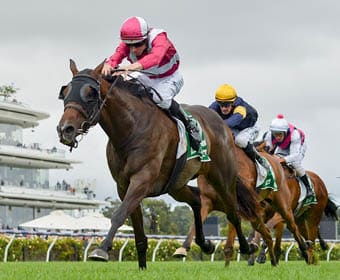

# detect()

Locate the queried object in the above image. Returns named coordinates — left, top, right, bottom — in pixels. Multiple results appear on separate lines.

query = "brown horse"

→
left=248, top=164, right=338, bottom=265
left=173, top=145, right=312, bottom=265
left=57, top=60, right=265, bottom=269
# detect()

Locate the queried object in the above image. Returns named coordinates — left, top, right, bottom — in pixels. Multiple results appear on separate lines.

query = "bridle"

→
left=58, top=68, right=160, bottom=151
left=58, top=71, right=119, bottom=150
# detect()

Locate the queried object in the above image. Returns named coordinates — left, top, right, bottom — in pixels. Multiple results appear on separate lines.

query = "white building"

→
left=0, top=97, right=105, bottom=229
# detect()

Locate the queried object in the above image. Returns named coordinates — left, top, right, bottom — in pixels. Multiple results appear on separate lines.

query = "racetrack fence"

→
left=1, top=229, right=340, bottom=262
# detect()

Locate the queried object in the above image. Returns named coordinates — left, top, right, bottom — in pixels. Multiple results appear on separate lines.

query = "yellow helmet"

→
left=215, top=84, right=237, bottom=102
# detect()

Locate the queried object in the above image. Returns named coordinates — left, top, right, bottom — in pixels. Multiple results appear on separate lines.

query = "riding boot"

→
left=299, top=174, right=314, bottom=198
left=169, top=100, right=201, bottom=151
left=243, top=143, right=270, bottom=171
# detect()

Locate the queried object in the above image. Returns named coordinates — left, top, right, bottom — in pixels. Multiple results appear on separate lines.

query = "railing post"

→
left=285, top=242, right=295, bottom=262
left=118, top=239, right=129, bottom=262
left=152, top=239, right=163, bottom=262
left=46, top=236, right=58, bottom=262
left=326, top=243, right=336, bottom=262
left=4, top=234, right=16, bottom=262
left=83, top=237, right=95, bottom=262
left=211, top=240, right=221, bottom=262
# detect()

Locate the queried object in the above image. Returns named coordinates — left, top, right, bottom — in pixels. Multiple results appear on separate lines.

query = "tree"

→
left=142, top=198, right=172, bottom=234
left=0, top=84, right=19, bottom=99
left=101, top=198, right=122, bottom=218
left=170, top=205, right=193, bottom=235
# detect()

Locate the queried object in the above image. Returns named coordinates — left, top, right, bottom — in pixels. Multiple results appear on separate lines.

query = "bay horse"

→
left=248, top=164, right=338, bottom=265
left=57, top=59, right=264, bottom=269
left=173, top=145, right=312, bottom=265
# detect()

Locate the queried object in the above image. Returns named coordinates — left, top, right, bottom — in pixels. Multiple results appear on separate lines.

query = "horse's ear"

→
left=69, top=59, right=79, bottom=76
left=94, top=59, right=106, bottom=75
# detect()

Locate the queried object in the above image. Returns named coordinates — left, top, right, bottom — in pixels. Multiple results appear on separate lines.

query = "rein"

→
left=78, top=75, right=120, bottom=133
left=60, top=69, right=160, bottom=151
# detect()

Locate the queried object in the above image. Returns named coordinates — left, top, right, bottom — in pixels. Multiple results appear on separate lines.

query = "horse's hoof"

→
left=270, top=259, right=278, bottom=267
left=172, top=247, right=188, bottom=258
left=248, top=255, right=255, bottom=266
left=249, top=243, right=259, bottom=254
left=256, top=254, right=266, bottom=264
left=201, top=240, right=215, bottom=255
left=88, top=248, right=109, bottom=262
left=306, top=240, right=313, bottom=249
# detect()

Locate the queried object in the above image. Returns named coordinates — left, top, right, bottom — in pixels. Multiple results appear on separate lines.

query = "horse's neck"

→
left=99, top=87, right=153, bottom=146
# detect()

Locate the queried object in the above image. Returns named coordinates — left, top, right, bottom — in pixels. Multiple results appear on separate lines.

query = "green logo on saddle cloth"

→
left=302, top=176, right=317, bottom=206
left=185, top=112, right=210, bottom=162
left=256, top=157, right=278, bottom=191
left=303, top=195, right=317, bottom=206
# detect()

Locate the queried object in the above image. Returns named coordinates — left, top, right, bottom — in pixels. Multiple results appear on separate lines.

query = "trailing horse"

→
left=173, top=145, right=312, bottom=265
left=249, top=165, right=338, bottom=265
left=57, top=60, right=262, bottom=269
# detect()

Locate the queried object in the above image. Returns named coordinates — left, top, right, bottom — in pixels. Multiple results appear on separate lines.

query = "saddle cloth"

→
left=173, top=116, right=210, bottom=162
left=255, top=157, right=278, bottom=191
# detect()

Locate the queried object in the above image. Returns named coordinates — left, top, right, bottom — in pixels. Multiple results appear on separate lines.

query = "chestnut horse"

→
left=248, top=164, right=338, bottom=265
left=57, top=60, right=266, bottom=269
left=173, top=146, right=312, bottom=265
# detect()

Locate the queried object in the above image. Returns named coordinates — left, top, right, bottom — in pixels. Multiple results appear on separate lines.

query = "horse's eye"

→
left=80, top=84, right=98, bottom=102
left=58, top=84, right=72, bottom=100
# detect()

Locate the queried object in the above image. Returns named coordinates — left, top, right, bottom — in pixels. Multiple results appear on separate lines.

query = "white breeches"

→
left=275, top=143, right=307, bottom=176
left=233, top=125, right=260, bottom=148
left=129, top=71, right=184, bottom=109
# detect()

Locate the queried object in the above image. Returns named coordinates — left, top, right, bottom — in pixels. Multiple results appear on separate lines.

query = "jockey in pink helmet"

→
left=102, top=16, right=200, bottom=151
left=264, top=114, right=316, bottom=204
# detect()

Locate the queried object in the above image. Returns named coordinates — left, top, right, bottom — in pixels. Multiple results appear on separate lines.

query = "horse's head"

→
left=57, top=59, right=104, bottom=150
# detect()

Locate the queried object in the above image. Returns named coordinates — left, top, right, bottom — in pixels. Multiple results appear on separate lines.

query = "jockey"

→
left=264, top=114, right=315, bottom=200
left=209, top=84, right=269, bottom=171
left=102, top=16, right=200, bottom=151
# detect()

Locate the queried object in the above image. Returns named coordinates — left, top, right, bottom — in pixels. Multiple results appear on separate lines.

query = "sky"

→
left=1, top=0, right=340, bottom=203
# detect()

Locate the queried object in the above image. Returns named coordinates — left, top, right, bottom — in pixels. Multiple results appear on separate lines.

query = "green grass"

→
left=0, top=261, right=339, bottom=280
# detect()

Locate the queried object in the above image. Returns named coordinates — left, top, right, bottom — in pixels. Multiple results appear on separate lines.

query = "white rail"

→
left=1, top=230, right=340, bottom=263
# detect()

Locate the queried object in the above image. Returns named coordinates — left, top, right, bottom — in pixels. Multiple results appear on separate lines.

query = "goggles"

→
left=217, top=101, right=233, bottom=108
left=126, top=40, right=146, bottom=48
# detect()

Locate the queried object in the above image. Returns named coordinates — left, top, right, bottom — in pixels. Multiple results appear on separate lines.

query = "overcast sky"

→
left=1, top=0, right=339, bottom=203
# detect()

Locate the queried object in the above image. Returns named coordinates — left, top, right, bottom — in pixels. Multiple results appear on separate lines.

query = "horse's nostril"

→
left=64, top=124, right=75, bottom=135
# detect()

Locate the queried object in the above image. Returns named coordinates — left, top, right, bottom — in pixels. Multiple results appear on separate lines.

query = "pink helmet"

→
left=120, top=16, right=149, bottom=44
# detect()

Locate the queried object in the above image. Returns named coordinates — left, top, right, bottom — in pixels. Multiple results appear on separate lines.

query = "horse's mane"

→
left=103, top=74, right=156, bottom=107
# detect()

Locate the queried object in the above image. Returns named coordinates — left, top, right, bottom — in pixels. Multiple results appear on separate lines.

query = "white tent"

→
left=77, top=212, right=110, bottom=231
left=19, top=210, right=80, bottom=231
left=77, top=212, right=133, bottom=232
left=118, top=224, right=134, bottom=232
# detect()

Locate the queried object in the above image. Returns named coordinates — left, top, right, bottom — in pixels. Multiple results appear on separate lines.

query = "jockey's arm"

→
left=283, top=131, right=302, bottom=164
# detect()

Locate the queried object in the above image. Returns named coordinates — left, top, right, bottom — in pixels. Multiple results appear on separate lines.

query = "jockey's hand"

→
left=112, top=67, right=130, bottom=80
left=102, top=63, right=114, bottom=76
left=278, top=157, right=286, bottom=164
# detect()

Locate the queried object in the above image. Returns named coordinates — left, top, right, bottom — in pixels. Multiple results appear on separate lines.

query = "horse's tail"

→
left=236, top=177, right=260, bottom=220
left=324, top=197, right=338, bottom=220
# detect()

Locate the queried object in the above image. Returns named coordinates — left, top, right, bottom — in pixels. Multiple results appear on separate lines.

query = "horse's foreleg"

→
left=248, top=230, right=262, bottom=265
left=189, top=186, right=215, bottom=254
left=173, top=186, right=214, bottom=258
left=171, top=185, right=215, bottom=255
left=318, top=228, right=328, bottom=250
left=226, top=209, right=250, bottom=255
left=281, top=210, right=311, bottom=264
left=249, top=218, right=276, bottom=266
left=130, top=204, right=148, bottom=270
left=273, top=221, right=284, bottom=264
left=224, top=223, right=237, bottom=267
left=89, top=180, right=147, bottom=264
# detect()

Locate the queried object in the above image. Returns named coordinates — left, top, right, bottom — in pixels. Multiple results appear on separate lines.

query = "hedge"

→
left=0, top=234, right=340, bottom=262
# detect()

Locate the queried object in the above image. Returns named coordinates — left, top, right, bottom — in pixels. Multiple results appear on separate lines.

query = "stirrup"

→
left=189, top=136, right=200, bottom=151
left=257, top=157, right=270, bottom=171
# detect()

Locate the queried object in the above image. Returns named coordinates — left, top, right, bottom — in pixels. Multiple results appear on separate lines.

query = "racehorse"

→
left=173, top=145, right=312, bottom=265
left=57, top=59, right=265, bottom=269
left=248, top=163, right=338, bottom=265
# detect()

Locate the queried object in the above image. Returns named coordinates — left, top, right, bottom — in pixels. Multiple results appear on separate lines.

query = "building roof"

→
left=0, top=99, right=49, bottom=128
